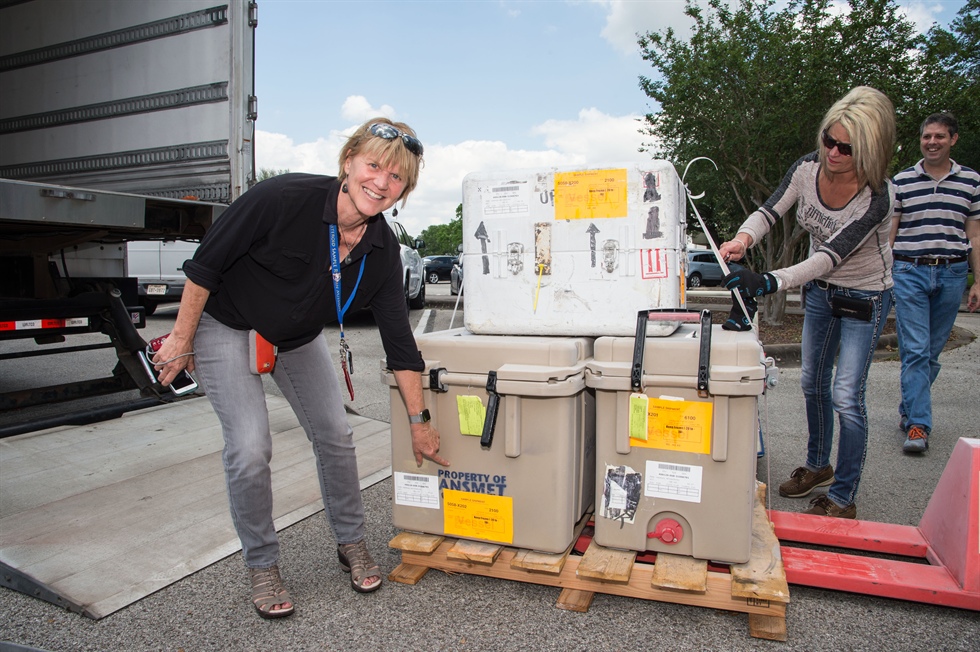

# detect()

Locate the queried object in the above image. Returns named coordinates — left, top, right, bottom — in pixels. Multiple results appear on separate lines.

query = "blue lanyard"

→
left=329, top=224, right=367, bottom=337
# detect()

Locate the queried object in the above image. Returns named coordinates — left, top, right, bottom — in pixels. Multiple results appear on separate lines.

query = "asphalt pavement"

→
left=2, top=281, right=979, bottom=651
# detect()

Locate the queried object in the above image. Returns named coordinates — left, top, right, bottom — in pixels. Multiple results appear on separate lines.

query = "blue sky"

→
left=255, top=0, right=969, bottom=236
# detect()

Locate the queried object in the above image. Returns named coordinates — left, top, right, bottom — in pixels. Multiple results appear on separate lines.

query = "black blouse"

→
left=183, top=173, right=423, bottom=370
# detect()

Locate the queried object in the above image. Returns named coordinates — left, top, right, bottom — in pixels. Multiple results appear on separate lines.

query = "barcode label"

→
left=394, top=472, right=439, bottom=509
left=646, top=461, right=702, bottom=503
left=493, top=185, right=519, bottom=193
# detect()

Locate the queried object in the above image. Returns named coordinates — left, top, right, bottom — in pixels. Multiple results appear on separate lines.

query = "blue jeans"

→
left=800, top=282, right=893, bottom=507
left=194, top=313, right=365, bottom=569
left=892, top=260, right=969, bottom=433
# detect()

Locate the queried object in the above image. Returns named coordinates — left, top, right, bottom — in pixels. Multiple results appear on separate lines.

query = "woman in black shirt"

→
left=153, top=118, right=448, bottom=618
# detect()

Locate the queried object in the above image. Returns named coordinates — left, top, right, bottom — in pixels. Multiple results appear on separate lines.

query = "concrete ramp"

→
left=0, top=395, right=391, bottom=619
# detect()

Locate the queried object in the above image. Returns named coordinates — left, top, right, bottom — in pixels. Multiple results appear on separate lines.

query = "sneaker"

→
left=899, top=414, right=908, bottom=432
left=803, top=494, right=857, bottom=519
left=902, top=425, right=929, bottom=453
left=778, top=465, right=835, bottom=498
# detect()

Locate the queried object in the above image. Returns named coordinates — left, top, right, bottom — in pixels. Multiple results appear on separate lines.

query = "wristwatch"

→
left=408, top=409, right=430, bottom=424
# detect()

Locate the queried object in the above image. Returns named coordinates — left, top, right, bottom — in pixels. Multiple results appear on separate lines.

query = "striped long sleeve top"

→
left=737, top=152, right=894, bottom=291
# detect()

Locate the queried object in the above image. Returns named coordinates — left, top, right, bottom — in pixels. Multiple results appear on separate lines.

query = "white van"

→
left=127, top=216, right=425, bottom=315
left=127, top=240, right=199, bottom=314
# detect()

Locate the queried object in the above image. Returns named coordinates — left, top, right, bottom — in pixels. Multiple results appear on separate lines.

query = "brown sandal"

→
left=338, top=540, right=382, bottom=593
left=249, top=565, right=294, bottom=619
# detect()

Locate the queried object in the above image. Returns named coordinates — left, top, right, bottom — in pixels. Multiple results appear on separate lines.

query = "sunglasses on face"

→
left=369, top=123, right=424, bottom=157
left=821, top=130, right=853, bottom=157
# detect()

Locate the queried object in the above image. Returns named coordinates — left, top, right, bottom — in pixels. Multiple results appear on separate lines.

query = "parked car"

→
left=424, top=255, right=457, bottom=283
left=127, top=239, right=199, bottom=315
left=387, top=216, right=426, bottom=309
left=450, top=256, right=463, bottom=295
left=686, top=250, right=744, bottom=288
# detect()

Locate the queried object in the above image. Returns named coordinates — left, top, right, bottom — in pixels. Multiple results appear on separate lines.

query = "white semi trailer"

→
left=0, top=0, right=256, bottom=414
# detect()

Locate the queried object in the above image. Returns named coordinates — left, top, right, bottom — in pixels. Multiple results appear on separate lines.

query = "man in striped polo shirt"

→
left=890, top=113, right=980, bottom=454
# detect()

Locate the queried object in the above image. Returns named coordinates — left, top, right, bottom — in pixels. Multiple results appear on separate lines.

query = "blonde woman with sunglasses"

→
left=152, top=118, right=447, bottom=618
left=718, top=87, right=896, bottom=520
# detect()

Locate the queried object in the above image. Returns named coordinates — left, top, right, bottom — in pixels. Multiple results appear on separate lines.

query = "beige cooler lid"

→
left=412, top=328, right=593, bottom=381
left=587, top=324, right=765, bottom=396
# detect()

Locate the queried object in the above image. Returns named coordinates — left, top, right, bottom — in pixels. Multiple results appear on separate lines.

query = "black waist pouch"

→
left=832, top=294, right=873, bottom=321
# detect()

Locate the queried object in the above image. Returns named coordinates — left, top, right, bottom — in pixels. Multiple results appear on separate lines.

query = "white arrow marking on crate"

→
left=682, top=157, right=755, bottom=331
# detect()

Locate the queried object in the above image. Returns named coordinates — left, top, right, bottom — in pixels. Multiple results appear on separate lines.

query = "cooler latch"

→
left=630, top=310, right=650, bottom=394
left=697, top=310, right=712, bottom=398
left=481, top=370, right=501, bottom=449
left=428, top=367, right=448, bottom=393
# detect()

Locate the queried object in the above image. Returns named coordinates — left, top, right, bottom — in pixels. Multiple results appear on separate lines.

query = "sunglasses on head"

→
left=821, top=130, right=853, bottom=157
left=369, top=123, right=424, bottom=157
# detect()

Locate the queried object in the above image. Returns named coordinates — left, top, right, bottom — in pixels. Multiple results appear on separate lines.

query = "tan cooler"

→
left=586, top=314, right=765, bottom=563
left=385, top=328, right=595, bottom=553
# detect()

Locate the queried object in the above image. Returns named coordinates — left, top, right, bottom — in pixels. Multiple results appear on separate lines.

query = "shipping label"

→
left=443, top=489, right=513, bottom=544
left=645, top=460, right=703, bottom=503
left=630, top=397, right=713, bottom=455
left=554, top=168, right=628, bottom=220
left=394, top=472, right=440, bottom=509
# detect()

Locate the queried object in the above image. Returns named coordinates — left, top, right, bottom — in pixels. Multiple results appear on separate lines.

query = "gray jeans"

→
left=194, top=313, right=364, bottom=569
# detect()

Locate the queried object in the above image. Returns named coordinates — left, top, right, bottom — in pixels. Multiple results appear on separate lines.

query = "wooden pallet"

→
left=389, top=482, right=789, bottom=641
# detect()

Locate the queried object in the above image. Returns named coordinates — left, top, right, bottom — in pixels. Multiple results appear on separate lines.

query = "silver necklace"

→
left=340, top=222, right=367, bottom=265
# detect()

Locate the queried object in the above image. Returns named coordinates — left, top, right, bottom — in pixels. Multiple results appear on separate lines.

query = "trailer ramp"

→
left=0, top=395, right=392, bottom=618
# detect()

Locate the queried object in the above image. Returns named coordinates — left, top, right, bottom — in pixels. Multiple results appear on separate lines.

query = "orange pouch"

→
left=248, top=330, right=277, bottom=374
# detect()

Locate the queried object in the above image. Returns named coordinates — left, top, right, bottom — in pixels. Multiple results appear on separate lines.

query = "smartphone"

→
left=138, top=349, right=198, bottom=396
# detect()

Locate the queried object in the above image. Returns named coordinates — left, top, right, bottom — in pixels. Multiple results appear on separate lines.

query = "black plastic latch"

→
left=428, top=367, right=448, bottom=393
left=630, top=310, right=650, bottom=394
left=697, top=310, right=712, bottom=397
left=481, top=370, right=500, bottom=449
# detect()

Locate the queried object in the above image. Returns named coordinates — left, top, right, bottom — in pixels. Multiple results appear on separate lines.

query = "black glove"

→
left=722, top=296, right=758, bottom=331
left=723, top=269, right=778, bottom=298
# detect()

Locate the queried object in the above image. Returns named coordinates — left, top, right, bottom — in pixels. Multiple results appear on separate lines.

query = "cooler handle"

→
left=481, top=370, right=501, bottom=449
left=631, top=309, right=712, bottom=394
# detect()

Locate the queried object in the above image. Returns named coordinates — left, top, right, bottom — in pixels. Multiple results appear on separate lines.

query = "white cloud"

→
left=532, top=108, right=650, bottom=162
left=341, top=95, right=397, bottom=123
left=591, top=0, right=693, bottom=56
left=257, top=108, right=656, bottom=236
left=255, top=129, right=346, bottom=176
left=894, top=1, right=944, bottom=34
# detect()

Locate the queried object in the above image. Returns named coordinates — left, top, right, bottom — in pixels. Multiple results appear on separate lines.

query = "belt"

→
left=894, top=254, right=968, bottom=266
left=814, top=279, right=837, bottom=290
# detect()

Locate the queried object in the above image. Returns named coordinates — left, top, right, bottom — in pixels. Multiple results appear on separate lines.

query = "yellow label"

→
left=629, top=394, right=649, bottom=440
left=456, top=395, right=486, bottom=436
left=630, top=398, right=713, bottom=455
left=554, top=169, right=628, bottom=220
left=443, top=489, right=513, bottom=544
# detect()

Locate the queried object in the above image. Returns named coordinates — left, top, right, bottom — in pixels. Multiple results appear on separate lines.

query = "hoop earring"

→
left=342, top=182, right=348, bottom=194
left=392, top=207, right=398, bottom=217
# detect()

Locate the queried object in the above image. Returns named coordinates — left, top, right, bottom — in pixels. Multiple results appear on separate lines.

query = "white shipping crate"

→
left=462, top=161, right=688, bottom=337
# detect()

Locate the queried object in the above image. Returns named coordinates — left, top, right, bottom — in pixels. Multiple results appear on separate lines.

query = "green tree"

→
left=258, top=167, right=290, bottom=181
left=418, top=204, right=463, bottom=257
left=913, top=0, right=980, bottom=171
left=638, top=0, right=921, bottom=322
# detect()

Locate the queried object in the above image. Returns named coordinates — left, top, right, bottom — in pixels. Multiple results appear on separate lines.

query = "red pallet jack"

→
left=771, top=437, right=980, bottom=611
